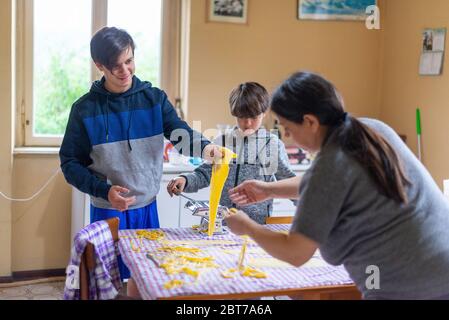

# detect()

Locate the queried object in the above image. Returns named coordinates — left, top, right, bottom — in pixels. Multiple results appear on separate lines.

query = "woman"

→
left=225, top=71, right=449, bottom=300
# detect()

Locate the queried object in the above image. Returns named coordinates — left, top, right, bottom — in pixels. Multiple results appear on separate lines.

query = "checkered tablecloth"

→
left=118, top=225, right=354, bottom=300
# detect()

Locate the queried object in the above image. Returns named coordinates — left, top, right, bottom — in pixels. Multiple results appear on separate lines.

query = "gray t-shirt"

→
left=292, top=118, right=449, bottom=299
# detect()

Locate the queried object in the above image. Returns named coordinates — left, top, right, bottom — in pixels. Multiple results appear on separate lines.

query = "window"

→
left=33, top=0, right=92, bottom=141
left=108, top=0, right=162, bottom=86
left=17, top=0, right=181, bottom=147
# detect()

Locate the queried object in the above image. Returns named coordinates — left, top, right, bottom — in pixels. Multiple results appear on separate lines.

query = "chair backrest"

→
left=265, top=216, right=293, bottom=224
left=79, top=217, right=119, bottom=300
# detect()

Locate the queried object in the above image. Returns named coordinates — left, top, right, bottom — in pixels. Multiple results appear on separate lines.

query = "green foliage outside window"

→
left=34, top=50, right=89, bottom=135
left=34, top=45, right=159, bottom=136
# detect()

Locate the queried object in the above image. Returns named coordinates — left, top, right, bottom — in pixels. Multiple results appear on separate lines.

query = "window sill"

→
left=13, top=147, right=60, bottom=155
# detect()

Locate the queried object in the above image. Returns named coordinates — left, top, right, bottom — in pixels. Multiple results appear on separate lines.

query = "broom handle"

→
left=416, top=108, right=422, bottom=162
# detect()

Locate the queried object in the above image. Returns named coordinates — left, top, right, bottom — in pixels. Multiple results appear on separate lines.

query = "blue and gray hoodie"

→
left=60, top=76, right=210, bottom=210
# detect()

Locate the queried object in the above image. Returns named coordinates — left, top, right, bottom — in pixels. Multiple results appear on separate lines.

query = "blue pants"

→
left=90, top=201, right=159, bottom=280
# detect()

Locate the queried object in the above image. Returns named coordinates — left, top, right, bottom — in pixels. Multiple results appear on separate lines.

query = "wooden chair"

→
left=78, top=217, right=124, bottom=300
left=265, top=216, right=293, bottom=224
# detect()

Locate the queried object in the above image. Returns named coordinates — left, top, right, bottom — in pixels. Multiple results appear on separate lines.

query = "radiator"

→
left=70, top=187, right=90, bottom=247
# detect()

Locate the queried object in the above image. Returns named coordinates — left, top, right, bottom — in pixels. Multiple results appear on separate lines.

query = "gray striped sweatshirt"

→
left=181, top=127, right=296, bottom=224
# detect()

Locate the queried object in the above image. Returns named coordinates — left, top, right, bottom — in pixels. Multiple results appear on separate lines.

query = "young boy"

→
left=59, top=27, right=220, bottom=284
left=167, top=82, right=296, bottom=224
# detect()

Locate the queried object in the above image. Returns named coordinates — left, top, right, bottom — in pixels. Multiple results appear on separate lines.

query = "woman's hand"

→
left=224, top=209, right=255, bottom=236
left=167, top=177, right=186, bottom=197
left=108, top=185, right=136, bottom=212
left=228, top=180, right=272, bottom=205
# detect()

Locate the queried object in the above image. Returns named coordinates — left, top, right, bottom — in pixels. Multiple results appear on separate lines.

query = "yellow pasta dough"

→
left=237, top=235, right=249, bottom=270
left=158, top=246, right=201, bottom=254
left=221, top=266, right=267, bottom=279
left=135, top=229, right=165, bottom=240
left=208, top=147, right=237, bottom=236
left=241, top=266, right=267, bottom=278
left=163, top=279, right=184, bottom=289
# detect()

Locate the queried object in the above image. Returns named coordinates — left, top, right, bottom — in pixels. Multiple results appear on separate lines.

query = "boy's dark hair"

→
left=90, top=27, right=135, bottom=71
left=229, top=82, right=269, bottom=118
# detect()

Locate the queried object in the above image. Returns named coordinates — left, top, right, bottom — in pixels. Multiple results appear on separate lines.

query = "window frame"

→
left=16, top=0, right=182, bottom=147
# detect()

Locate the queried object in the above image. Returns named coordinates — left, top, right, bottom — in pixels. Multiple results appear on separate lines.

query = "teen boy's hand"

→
left=108, top=185, right=136, bottom=212
left=202, top=144, right=223, bottom=163
left=167, top=177, right=187, bottom=197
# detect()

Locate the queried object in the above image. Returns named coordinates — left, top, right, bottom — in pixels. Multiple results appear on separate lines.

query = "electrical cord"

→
left=0, top=168, right=61, bottom=202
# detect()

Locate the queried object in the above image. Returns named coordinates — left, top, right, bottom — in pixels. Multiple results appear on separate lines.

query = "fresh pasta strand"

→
left=208, top=147, right=236, bottom=236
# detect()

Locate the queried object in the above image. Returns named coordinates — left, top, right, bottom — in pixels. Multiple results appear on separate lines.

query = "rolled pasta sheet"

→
left=208, top=147, right=237, bottom=236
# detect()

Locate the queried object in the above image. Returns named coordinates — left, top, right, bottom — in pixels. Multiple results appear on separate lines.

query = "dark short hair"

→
left=229, top=82, right=269, bottom=118
left=90, top=27, right=135, bottom=70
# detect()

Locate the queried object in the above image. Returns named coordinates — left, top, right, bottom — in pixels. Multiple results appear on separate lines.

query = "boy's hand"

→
left=167, top=177, right=187, bottom=197
left=108, top=185, right=136, bottom=212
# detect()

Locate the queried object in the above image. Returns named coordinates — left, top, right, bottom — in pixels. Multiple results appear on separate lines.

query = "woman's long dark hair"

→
left=271, top=72, right=410, bottom=203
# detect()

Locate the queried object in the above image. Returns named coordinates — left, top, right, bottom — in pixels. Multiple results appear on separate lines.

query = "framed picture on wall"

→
left=207, top=0, right=248, bottom=24
left=298, top=0, right=377, bottom=21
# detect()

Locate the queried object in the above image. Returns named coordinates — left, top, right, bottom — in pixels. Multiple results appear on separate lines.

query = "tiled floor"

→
left=0, top=279, right=65, bottom=300
left=0, top=278, right=131, bottom=300
left=0, top=278, right=283, bottom=300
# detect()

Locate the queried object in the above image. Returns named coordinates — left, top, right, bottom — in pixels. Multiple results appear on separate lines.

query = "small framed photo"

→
left=419, top=28, right=446, bottom=76
left=207, top=0, right=248, bottom=24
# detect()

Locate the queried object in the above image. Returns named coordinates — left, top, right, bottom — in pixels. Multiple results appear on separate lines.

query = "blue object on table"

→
left=188, top=157, right=203, bottom=166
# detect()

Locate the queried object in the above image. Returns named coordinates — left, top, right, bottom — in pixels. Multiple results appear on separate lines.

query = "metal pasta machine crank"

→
left=179, top=193, right=228, bottom=235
